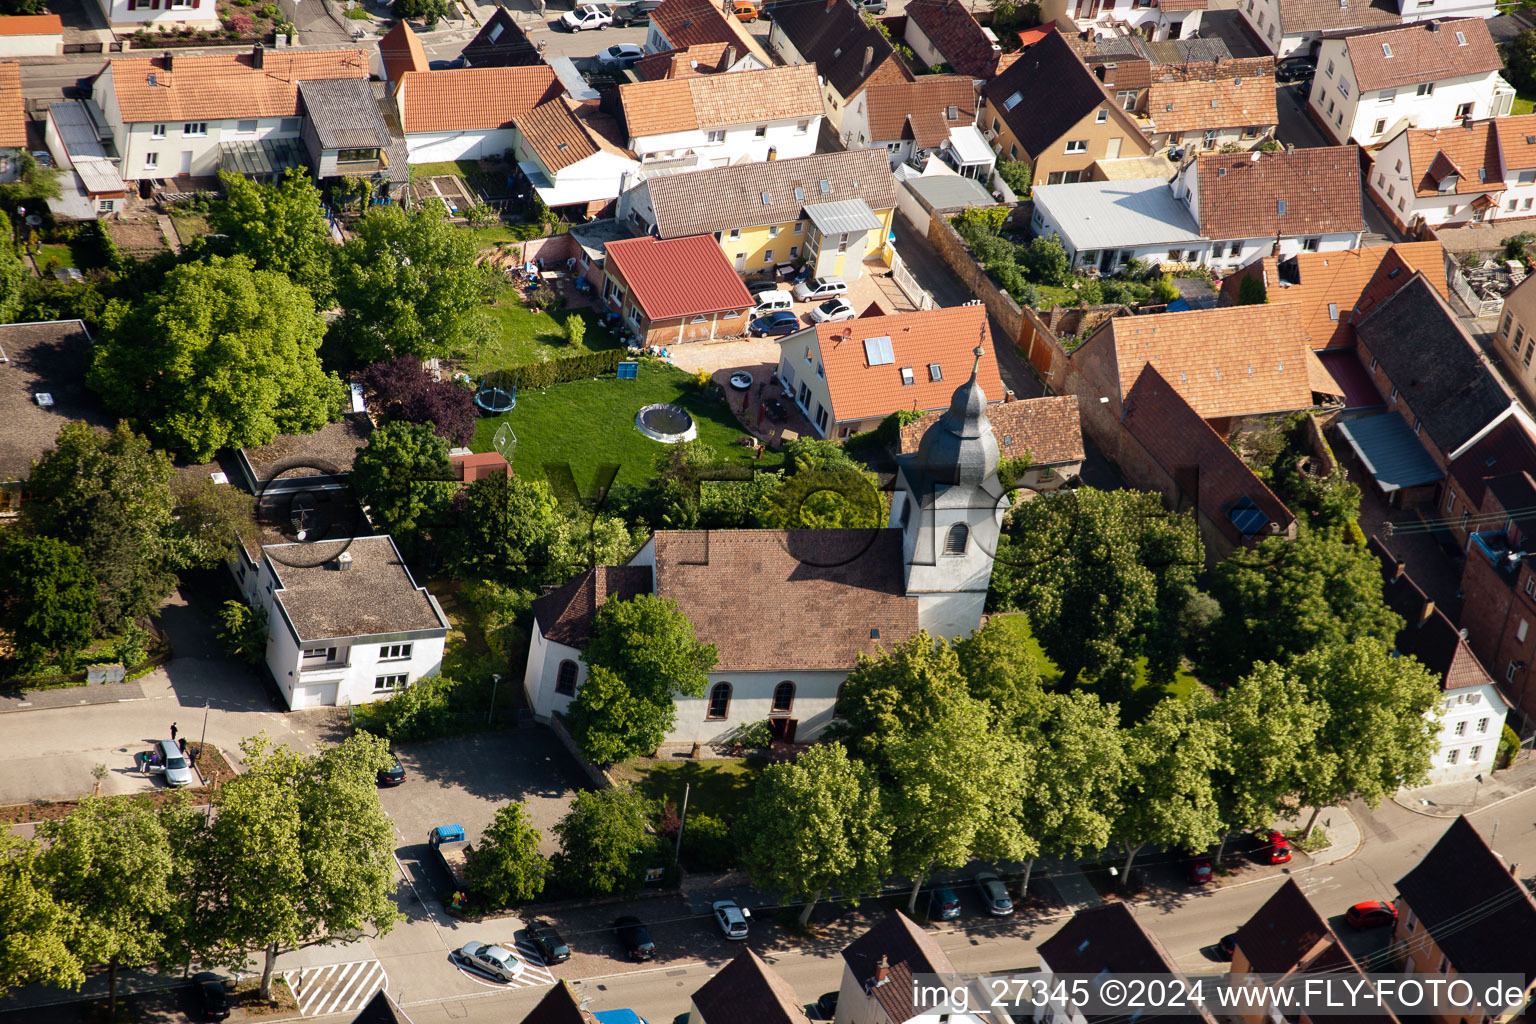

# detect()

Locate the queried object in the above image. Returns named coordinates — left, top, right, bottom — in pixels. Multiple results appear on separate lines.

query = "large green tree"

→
left=1505, top=29, right=1536, bottom=95
left=449, top=474, right=632, bottom=588
left=953, top=615, right=1049, bottom=725
left=0, top=211, right=27, bottom=322
left=466, top=804, right=548, bottom=908
left=0, top=535, right=96, bottom=672
left=550, top=787, right=658, bottom=896
left=762, top=438, right=885, bottom=530
left=740, top=742, right=892, bottom=926
left=89, top=255, right=344, bottom=461
left=831, top=632, right=974, bottom=770
left=993, top=487, right=1203, bottom=702
left=0, top=838, right=82, bottom=991
left=24, top=422, right=178, bottom=631
left=168, top=477, right=258, bottom=570
left=208, top=170, right=337, bottom=305
left=1113, top=690, right=1225, bottom=883
left=350, top=420, right=456, bottom=548
left=329, top=200, right=493, bottom=365
left=1207, top=526, right=1403, bottom=681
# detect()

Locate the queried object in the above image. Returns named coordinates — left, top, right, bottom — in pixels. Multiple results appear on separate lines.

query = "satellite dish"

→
left=1251, top=151, right=1262, bottom=161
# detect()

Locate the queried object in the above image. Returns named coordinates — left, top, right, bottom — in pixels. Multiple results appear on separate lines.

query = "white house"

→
left=94, top=0, right=216, bottom=31
left=397, top=64, right=563, bottom=164
left=1031, top=177, right=1209, bottom=272
left=618, top=64, right=822, bottom=166
left=93, top=46, right=368, bottom=183
left=0, top=15, right=62, bottom=57
left=1051, top=0, right=1207, bottom=44
left=768, top=0, right=914, bottom=134
left=512, top=97, right=640, bottom=218
left=1309, top=19, right=1512, bottom=147
left=1368, top=115, right=1536, bottom=232
left=834, top=912, right=989, bottom=1024
left=523, top=355, right=1008, bottom=746
left=843, top=75, right=984, bottom=174
left=1236, top=0, right=1399, bottom=58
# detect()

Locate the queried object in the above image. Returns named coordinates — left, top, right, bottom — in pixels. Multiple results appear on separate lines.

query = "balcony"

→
left=1471, top=530, right=1524, bottom=580
left=299, top=661, right=350, bottom=681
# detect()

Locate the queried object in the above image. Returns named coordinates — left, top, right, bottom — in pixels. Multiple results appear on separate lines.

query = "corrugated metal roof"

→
left=604, top=234, right=753, bottom=321
left=805, top=198, right=882, bottom=235
left=1032, top=178, right=1203, bottom=251
left=217, top=137, right=304, bottom=177
left=1336, top=412, right=1445, bottom=493
left=904, top=173, right=995, bottom=212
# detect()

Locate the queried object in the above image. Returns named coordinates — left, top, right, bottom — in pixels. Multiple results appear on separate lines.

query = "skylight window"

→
left=1277, top=199, right=1287, bottom=215
left=1382, top=42, right=1393, bottom=57
left=1328, top=302, right=1339, bottom=320
left=863, top=336, right=894, bottom=365
left=900, top=367, right=915, bottom=386
left=818, top=179, right=831, bottom=194
left=1003, top=91, right=1023, bottom=110
left=929, top=362, right=943, bottom=382
left=1456, top=30, right=1466, bottom=45
left=761, top=191, right=771, bottom=204
left=794, top=185, right=804, bottom=200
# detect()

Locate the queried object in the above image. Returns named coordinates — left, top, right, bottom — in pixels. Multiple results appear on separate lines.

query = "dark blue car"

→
left=750, top=311, right=802, bottom=337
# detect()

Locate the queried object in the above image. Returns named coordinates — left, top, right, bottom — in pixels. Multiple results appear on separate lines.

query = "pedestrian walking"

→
left=170, top=722, right=178, bottom=742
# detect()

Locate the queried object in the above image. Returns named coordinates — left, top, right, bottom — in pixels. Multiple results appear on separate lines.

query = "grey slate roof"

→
left=1353, top=272, right=1514, bottom=455
left=903, top=173, right=996, bottom=212
left=299, top=78, right=391, bottom=150
left=643, top=148, right=897, bottom=238
left=461, top=7, right=540, bottom=67
left=983, top=29, right=1116, bottom=163
left=1032, top=177, right=1203, bottom=250
left=769, top=0, right=900, bottom=99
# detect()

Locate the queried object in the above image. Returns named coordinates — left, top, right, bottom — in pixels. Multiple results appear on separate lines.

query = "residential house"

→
left=768, top=0, right=914, bottom=134
left=1054, top=0, right=1208, bottom=43
left=1235, top=0, right=1400, bottom=58
left=92, top=0, right=216, bottom=33
left=617, top=149, right=899, bottom=281
left=44, top=101, right=129, bottom=218
left=512, top=97, right=640, bottom=217
left=633, top=43, right=737, bottom=81
left=295, top=78, right=407, bottom=197
left=1494, top=274, right=1536, bottom=410
left=896, top=169, right=1003, bottom=234
left=0, top=320, right=105, bottom=504
left=903, top=0, right=1004, bottom=79
left=1393, top=816, right=1536, bottom=1022
left=618, top=64, right=822, bottom=166
left=1368, top=116, right=1536, bottom=231
left=834, top=911, right=988, bottom=1024
left=1143, top=60, right=1279, bottom=152
left=1372, top=535, right=1509, bottom=782
left=644, top=0, right=770, bottom=68
left=980, top=28, right=1153, bottom=186
left=395, top=64, right=563, bottom=163
left=602, top=234, right=753, bottom=345
left=1171, top=146, right=1366, bottom=268
left=0, top=15, right=62, bottom=57
left=1121, top=364, right=1298, bottom=562
left=844, top=76, right=984, bottom=174
left=899, top=394, right=1085, bottom=492
left=776, top=304, right=1005, bottom=437
left=516, top=983, right=601, bottom=1024
left=460, top=7, right=540, bottom=67
left=525, top=362, right=1011, bottom=740
left=1309, top=19, right=1511, bottom=147
left=92, top=46, right=369, bottom=183
left=689, top=948, right=810, bottom=1024
left=1036, top=904, right=1218, bottom=1024
left=1029, top=177, right=1208, bottom=272
left=0, top=61, right=26, bottom=182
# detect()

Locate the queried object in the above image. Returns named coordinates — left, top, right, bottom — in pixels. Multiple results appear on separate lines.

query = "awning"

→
left=945, top=124, right=993, bottom=166
left=805, top=198, right=882, bottom=235
left=218, top=138, right=306, bottom=178
left=1335, top=413, right=1445, bottom=493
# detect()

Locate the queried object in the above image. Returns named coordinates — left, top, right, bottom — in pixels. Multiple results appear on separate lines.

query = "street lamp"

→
left=488, top=673, right=501, bottom=725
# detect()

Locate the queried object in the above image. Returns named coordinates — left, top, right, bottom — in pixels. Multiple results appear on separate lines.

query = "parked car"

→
left=1345, top=900, right=1398, bottom=930
left=975, top=870, right=1014, bottom=916
left=193, top=972, right=231, bottom=1022
left=1215, top=933, right=1237, bottom=961
left=597, top=43, right=644, bottom=68
left=1276, top=57, right=1316, bottom=81
left=451, top=941, right=526, bottom=983
left=526, top=918, right=571, bottom=963
left=1189, top=857, right=1213, bottom=885
left=730, top=0, right=759, bottom=19
left=1260, top=830, right=1292, bottom=865
left=713, top=900, right=750, bottom=940
left=813, top=992, right=839, bottom=1020
left=615, top=916, right=656, bottom=961
left=750, top=310, right=802, bottom=336
left=928, top=886, right=962, bottom=920
left=428, top=56, right=468, bottom=69
left=561, top=4, right=612, bottom=29
left=376, top=753, right=406, bottom=787
left=754, top=288, right=793, bottom=312
left=850, top=0, right=886, bottom=12
left=159, top=739, right=194, bottom=788
left=793, top=275, right=848, bottom=301
left=29, top=150, right=52, bottom=169
left=807, top=297, right=856, bottom=323
left=611, top=0, right=662, bottom=24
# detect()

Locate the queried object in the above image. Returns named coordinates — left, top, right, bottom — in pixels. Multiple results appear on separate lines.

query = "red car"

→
left=1189, top=858, right=1213, bottom=885
left=1261, top=830, right=1292, bottom=865
left=1346, top=900, right=1398, bottom=929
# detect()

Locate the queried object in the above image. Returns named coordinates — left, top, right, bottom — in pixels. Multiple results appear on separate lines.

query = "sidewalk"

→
left=0, top=680, right=145, bottom=714
left=1036, top=857, right=1104, bottom=910
left=1275, top=804, right=1364, bottom=866
left=1392, top=755, right=1536, bottom=818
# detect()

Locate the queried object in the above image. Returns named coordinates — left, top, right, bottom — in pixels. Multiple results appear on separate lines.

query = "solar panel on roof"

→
left=863, top=336, right=894, bottom=365
left=1228, top=495, right=1268, bottom=536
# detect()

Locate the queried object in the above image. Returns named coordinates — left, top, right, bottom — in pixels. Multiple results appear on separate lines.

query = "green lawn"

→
left=168, top=212, right=211, bottom=245
left=1517, top=94, right=1536, bottom=116
left=410, top=160, right=483, bottom=180
left=626, top=757, right=765, bottom=822
left=471, top=360, right=785, bottom=487
left=465, top=225, right=560, bottom=248
left=34, top=243, right=75, bottom=270
left=471, top=282, right=622, bottom=373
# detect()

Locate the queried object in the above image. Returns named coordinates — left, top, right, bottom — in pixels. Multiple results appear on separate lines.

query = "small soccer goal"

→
left=493, top=422, right=517, bottom=463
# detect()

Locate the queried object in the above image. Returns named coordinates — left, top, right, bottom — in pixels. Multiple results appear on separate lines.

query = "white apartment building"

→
left=1369, top=115, right=1536, bottom=231
left=618, top=64, right=822, bottom=166
left=95, top=0, right=217, bottom=31
left=1309, top=19, right=1512, bottom=147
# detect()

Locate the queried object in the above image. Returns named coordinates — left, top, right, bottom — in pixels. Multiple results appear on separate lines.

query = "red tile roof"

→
left=0, top=62, right=22, bottom=150
left=649, top=0, right=769, bottom=64
left=380, top=20, right=427, bottom=85
left=604, top=234, right=753, bottom=321
left=900, top=395, right=1083, bottom=466
left=109, top=48, right=367, bottom=123
left=814, top=305, right=1004, bottom=425
left=451, top=452, right=511, bottom=483
left=0, top=14, right=61, bottom=34
left=531, top=566, right=653, bottom=647
left=905, top=0, right=1001, bottom=79
left=862, top=75, right=976, bottom=148
left=633, top=42, right=732, bottom=80
left=1402, top=117, right=1536, bottom=197
left=397, top=65, right=562, bottom=134
left=1342, top=19, right=1502, bottom=93
left=1195, top=146, right=1364, bottom=239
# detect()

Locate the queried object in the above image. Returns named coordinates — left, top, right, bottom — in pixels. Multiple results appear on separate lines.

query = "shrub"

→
left=525, top=283, right=558, bottom=311
left=258, top=2, right=278, bottom=16
left=1258, top=138, right=1284, bottom=152
left=681, top=813, right=735, bottom=872
left=356, top=676, right=457, bottom=742
left=991, top=261, right=1029, bottom=298
left=564, top=313, right=586, bottom=348
left=344, top=5, right=370, bottom=16
left=1150, top=277, right=1181, bottom=304
left=1022, top=235, right=1071, bottom=286
left=487, top=349, right=624, bottom=391
left=358, top=355, right=477, bottom=447
left=1075, top=277, right=1104, bottom=305
left=968, top=232, right=1015, bottom=265
left=1498, top=723, right=1522, bottom=769
left=694, top=367, right=712, bottom=389
left=1505, top=232, right=1536, bottom=262
left=953, top=207, right=1009, bottom=235
left=996, top=160, right=1032, bottom=198
left=216, top=601, right=267, bottom=665
left=112, top=624, right=149, bottom=668
left=1237, top=275, right=1268, bottom=305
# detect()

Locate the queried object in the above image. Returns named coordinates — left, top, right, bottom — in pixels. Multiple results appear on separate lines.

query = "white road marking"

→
left=284, top=958, right=389, bottom=1017
left=447, top=945, right=557, bottom=990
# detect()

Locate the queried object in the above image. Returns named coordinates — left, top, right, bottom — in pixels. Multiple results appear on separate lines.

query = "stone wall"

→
left=548, top=712, right=615, bottom=791
left=927, top=212, right=1023, bottom=345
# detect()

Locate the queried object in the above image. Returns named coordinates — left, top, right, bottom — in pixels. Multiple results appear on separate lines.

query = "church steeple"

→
left=914, top=345, right=1000, bottom=487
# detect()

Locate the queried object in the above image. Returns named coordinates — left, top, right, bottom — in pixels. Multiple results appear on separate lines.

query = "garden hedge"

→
left=488, top=349, right=626, bottom=391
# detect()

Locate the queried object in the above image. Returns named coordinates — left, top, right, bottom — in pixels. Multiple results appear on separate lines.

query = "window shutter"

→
left=127, top=0, right=136, bottom=10
left=150, top=0, right=159, bottom=10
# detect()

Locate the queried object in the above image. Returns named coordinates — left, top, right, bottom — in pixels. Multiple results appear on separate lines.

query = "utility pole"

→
left=674, top=782, right=691, bottom=864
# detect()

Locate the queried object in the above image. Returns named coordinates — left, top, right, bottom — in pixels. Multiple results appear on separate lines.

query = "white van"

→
left=754, top=289, right=793, bottom=313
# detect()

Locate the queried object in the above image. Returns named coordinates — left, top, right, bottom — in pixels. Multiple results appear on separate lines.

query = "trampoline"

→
left=636, top=403, right=697, bottom=443
left=474, top=378, right=516, bottom=415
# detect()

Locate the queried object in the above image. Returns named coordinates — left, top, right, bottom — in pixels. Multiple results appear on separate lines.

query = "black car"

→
left=615, top=915, right=656, bottom=961
left=194, top=972, right=231, bottom=1022
left=526, top=918, right=571, bottom=964
left=1276, top=57, right=1316, bottom=82
left=813, top=992, right=839, bottom=1020
left=428, top=56, right=469, bottom=70
left=377, top=753, right=406, bottom=787
left=1215, top=933, right=1237, bottom=962
left=611, top=0, right=662, bottom=24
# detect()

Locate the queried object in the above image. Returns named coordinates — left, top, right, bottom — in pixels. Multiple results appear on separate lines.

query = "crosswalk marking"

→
left=512, top=942, right=558, bottom=987
left=285, top=959, right=388, bottom=1017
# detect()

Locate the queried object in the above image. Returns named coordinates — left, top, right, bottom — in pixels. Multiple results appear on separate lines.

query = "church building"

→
left=521, top=349, right=1009, bottom=747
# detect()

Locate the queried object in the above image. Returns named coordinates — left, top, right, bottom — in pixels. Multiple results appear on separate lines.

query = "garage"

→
left=290, top=682, right=338, bottom=710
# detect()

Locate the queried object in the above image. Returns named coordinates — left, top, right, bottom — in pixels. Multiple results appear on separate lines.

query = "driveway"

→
left=1275, top=81, right=1332, bottom=150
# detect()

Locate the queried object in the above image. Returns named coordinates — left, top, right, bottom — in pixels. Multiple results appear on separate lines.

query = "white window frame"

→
left=183, top=122, right=207, bottom=137
left=380, top=642, right=413, bottom=661
left=374, top=674, right=409, bottom=691
left=1064, top=139, right=1088, bottom=154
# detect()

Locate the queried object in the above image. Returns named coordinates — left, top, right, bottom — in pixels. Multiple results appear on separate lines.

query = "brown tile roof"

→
left=620, top=64, right=822, bottom=138
left=1341, top=19, right=1501, bottom=92
left=768, top=0, right=911, bottom=98
left=1039, top=905, right=1218, bottom=1024
left=397, top=64, right=562, bottom=134
left=532, top=565, right=653, bottom=647
left=450, top=451, right=512, bottom=483
left=1448, top=413, right=1536, bottom=511
left=862, top=76, right=976, bottom=148
left=1370, top=534, right=1498, bottom=691
left=690, top=948, right=811, bottom=1024
left=651, top=529, right=919, bottom=672
left=0, top=62, right=22, bottom=150
left=1405, top=119, right=1509, bottom=196
left=0, top=14, right=61, bottom=34
left=901, top=394, right=1083, bottom=466
left=519, top=98, right=602, bottom=175
left=841, top=912, right=956, bottom=1024
left=1080, top=303, right=1320, bottom=419
left=1090, top=56, right=1153, bottom=91
left=1123, top=364, right=1296, bottom=546
left=634, top=42, right=731, bottom=80
left=605, top=234, right=753, bottom=320
left=904, top=0, right=1001, bottom=78
left=0, top=319, right=107, bottom=483
left=109, top=48, right=367, bottom=123
left=650, top=0, right=769, bottom=64
left=1147, top=67, right=1278, bottom=135
left=1195, top=146, right=1364, bottom=239
left=1494, top=116, right=1536, bottom=173
left=270, top=535, right=446, bottom=642
left=521, top=982, right=601, bottom=1024
left=1278, top=0, right=1398, bottom=36
left=642, top=148, right=898, bottom=239
left=815, top=305, right=1003, bottom=425
left=380, top=21, right=427, bottom=85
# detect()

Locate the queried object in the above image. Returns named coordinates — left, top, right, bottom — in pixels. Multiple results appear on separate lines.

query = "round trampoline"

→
left=474, top=381, right=516, bottom=415
left=636, top=403, right=698, bottom=444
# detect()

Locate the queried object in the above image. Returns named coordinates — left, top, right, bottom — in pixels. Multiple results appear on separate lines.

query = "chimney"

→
left=1285, top=142, right=1295, bottom=154
left=872, top=955, right=890, bottom=988
left=1429, top=19, right=1439, bottom=30
left=1418, top=599, right=1436, bottom=627
left=253, top=41, right=265, bottom=70
left=335, top=551, right=353, bottom=571
left=724, top=44, right=736, bottom=67
left=863, top=45, right=875, bottom=74
left=827, top=0, right=837, bottom=11
left=163, top=50, right=173, bottom=73
left=1390, top=558, right=1406, bottom=582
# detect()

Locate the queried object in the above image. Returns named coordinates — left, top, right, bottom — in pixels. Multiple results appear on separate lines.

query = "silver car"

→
left=452, top=941, right=526, bottom=982
left=713, top=900, right=750, bottom=940
left=159, top=740, right=194, bottom=788
left=976, top=871, right=1014, bottom=916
